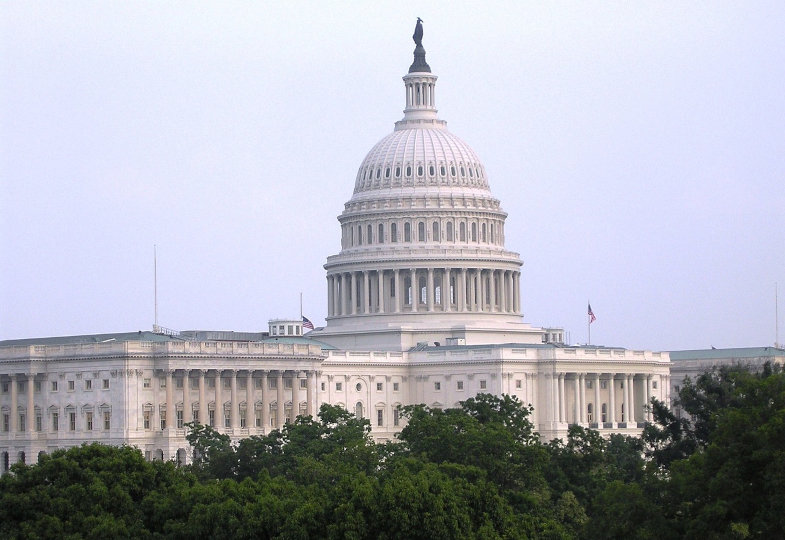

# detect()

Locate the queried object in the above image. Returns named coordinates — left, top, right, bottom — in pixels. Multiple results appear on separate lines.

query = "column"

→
left=426, top=268, right=434, bottom=311
left=246, top=371, right=254, bottom=429
left=645, top=375, right=652, bottom=422
left=10, top=375, right=17, bottom=433
left=621, top=374, right=627, bottom=423
left=410, top=269, right=418, bottom=312
left=393, top=269, right=401, bottom=313
left=573, top=376, right=580, bottom=424
left=165, top=371, right=174, bottom=431
left=327, top=275, right=333, bottom=317
left=215, top=371, right=223, bottom=429
left=628, top=374, right=635, bottom=423
left=198, top=370, right=207, bottom=425
left=459, top=268, right=467, bottom=311
left=551, top=374, right=558, bottom=423
left=608, top=375, right=616, bottom=424
left=579, top=373, right=586, bottom=424
left=306, top=370, right=314, bottom=415
left=290, top=372, right=300, bottom=423
left=377, top=270, right=384, bottom=313
left=499, top=271, right=507, bottom=312
left=27, top=373, right=35, bottom=434
left=443, top=268, right=451, bottom=311
left=341, top=273, right=349, bottom=315
left=363, top=271, right=370, bottom=314
left=489, top=270, right=496, bottom=312
left=507, top=271, right=514, bottom=312
left=594, top=373, right=601, bottom=425
left=513, top=272, right=521, bottom=313
left=478, top=270, right=486, bottom=311
left=276, top=372, right=284, bottom=429
left=183, top=370, right=191, bottom=426
left=261, top=371, right=270, bottom=431
left=558, top=373, right=566, bottom=423
left=333, top=275, right=341, bottom=316
left=350, top=272, right=357, bottom=315
left=230, top=370, right=238, bottom=429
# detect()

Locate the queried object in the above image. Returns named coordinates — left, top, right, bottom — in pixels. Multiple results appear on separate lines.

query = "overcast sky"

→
left=2, top=2, right=784, bottom=351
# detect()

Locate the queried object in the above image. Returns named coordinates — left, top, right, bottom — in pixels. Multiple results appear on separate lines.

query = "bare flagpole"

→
left=154, top=245, right=158, bottom=331
left=588, top=300, right=591, bottom=346
left=300, top=292, right=303, bottom=320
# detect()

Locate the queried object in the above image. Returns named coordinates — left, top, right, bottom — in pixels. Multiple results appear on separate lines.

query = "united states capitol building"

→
left=1, top=23, right=675, bottom=471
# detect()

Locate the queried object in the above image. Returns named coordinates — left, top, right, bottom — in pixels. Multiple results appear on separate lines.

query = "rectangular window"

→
left=284, top=379, right=292, bottom=389
left=223, top=378, right=230, bottom=389
left=69, top=412, right=76, bottom=431
left=160, top=412, right=166, bottom=430
left=52, top=412, right=59, bottom=431
left=268, top=378, right=277, bottom=389
left=255, top=410, right=263, bottom=427
left=457, top=381, right=464, bottom=390
left=653, top=380, right=658, bottom=389
left=143, top=378, right=151, bottom=388
left=255, top=378, right=263, bottom=388
left=393, top=382, right=399, bottom=392
left=515, top=379, right=522, bottom=389
left=176, top=378, right=183, bottom=389
left=34, top=381, right=42, bottom=393
left=586, top=380, right=593, bottom=389
left=104, top=412, right=111, bottom=430
left=36, top=413, right=42, bottom=432
left=86, top=412, right=93, bottom=431
left=160, top=378, right=166, bottom=388
left=240, top=410, right=247, bottom=428
left=300, top=378, right=307, bottom=389
left=377, top=409, right=383, bottom=426
left=51, top=381, right=58, bottom=392
left=19, top=414, right=25, bottom=431
left=336, top=382, right=343, bottom=391
left=208, top=410, right=215, bottom=427
left=434, top=382, right=441, bottom=391
left=143, top=411, right=150, bottom=430
left=3, top=413, right=9, bottom=432
left=239, top=378, right=247, bottom=389
left=393, top=409, right=400, bottom=426
left=480, top=380, right=487, bottom=390
left=600, top=380, right=608, bottom=390
left=176, top=410, right=184, bottom=429
left=321, top=382, right=325, bottom=391
left=1, top=382, right=8, bottom=393
left=85, top=379, right=92, bottom=391
left=376, top=382, right=383, bottom=391
left=224, top=412, right=230, bottom=428
left=68, top=380, right=75, bottom=391
left=103, top=379, right=109, bottom=389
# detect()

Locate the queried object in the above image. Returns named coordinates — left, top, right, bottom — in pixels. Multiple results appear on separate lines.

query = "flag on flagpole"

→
left=588, top=303, right=596, bottom=324
left=302, top=316, right=314, bottom=330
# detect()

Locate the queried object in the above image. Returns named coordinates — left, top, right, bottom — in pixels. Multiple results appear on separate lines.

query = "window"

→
left=19, top=414, right=25, bottom=431
left=601, top=403, right=607, bottom=423
left=176, top=410, right=184, bottom=429
left=459, top=222, right=466, bottom=241
left=587, top=403, right=593, bottom=423
left=600, top=380, right=607, bottom=390
left=34, top=381, right=41, bottom=392
left=223, top=378, right=231, bottom=389
left=434, top=382, right=441, bottom=391
left=143, top=411, right=151, bottom=430
left=393, top=382, right=399, bottom=392
left=393, top=408, right=400, bottom=426
left=52, top=412, right=59, bottom=431
left=432, top=221, right=439, bottom=242
left=621, top=404, right=625, bottom=422
left=160, top=411, right=166, bottom=430
left=367, top=224, right=373, bottom=243
left=86, top=412, right=93, bottom=431
left=320, top=382, right=325, bottom=391
left=355, top=382, right=362, bottom=392
left=36, top=412, right=42, bottom=431
left=102, top=379, right=109, bottom=390
left=391, top=222, right=398, bottom=242
left=480, top=380, right=487, bottom=390
left=377, top=409, right=383, bottom=427
left=1, top=382, right=7, bottom=393
left=653, top=380, right=658, bottom=389
left=300, top=378, right=307, bottom=389
left=586, top=380, right=593, bottom=389
left=376, top=382, right=383, bottom=391
left=268, top=378, right=277, bottom=389
left=404, top=222, right=411, bottom=242
left=418, top=221, right=426, bottom=242
left=176, top=378, right=183, bottom=389
left=284, top=378, right=292, bottom=389
left=457, top=381, right=464, bottom=390
left=51, top=381, right=58, bottom=392
left=471, top=222, right=477, bottom=242
left=3, top=413, right=9, bottom=432
left=69, top=412, right=76, bottom=431
left=255, top=409, right=263, bottom=427
left=446, top=221, right=453, bottom=241
left=481, top=222, right=487, bottom=242
left=208, top=410, right=215, bottom=427
left=104, top=412, right=111, bottom=430
left=143, top=378, right=151, bottom=388
left=240, top=409, right=247, bottom=428
left=357, top=225, right=362, bottom=245
left=68, top=380, right=75, bottom=391
left=355, top=402, right=364, bottom=418
left=160, top=378, right=166, bottom=388
left=336, top=382, right=343, bottom=391
left=378, top=223, right=384, bottom=243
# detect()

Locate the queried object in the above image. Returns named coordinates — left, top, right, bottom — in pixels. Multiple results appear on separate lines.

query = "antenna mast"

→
left=776, top=282, right=780, bottom=348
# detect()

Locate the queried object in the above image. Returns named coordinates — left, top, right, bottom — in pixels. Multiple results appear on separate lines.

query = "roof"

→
left=0, top=331, right=182, bottom=348
left=669, top=347, right=785, bottom=361
left=409, top=342, right=629, bottom=353
left=261, top=335, right=338, bottom=350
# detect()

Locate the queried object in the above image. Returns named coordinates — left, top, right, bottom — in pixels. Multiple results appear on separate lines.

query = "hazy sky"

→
left=2, top=2, right=784, bottom=351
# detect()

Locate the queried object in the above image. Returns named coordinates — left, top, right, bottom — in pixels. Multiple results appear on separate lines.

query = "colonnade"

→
left=549, top=372, right=669, bottom=426
left=327, top=267, right=521, bottom=317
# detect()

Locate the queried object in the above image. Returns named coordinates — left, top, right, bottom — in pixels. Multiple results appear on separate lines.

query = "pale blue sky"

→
left=2, top=2, right=784, bottom=350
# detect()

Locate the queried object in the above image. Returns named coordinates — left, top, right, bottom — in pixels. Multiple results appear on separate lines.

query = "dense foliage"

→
left=1, top=364, right=782, bottom=539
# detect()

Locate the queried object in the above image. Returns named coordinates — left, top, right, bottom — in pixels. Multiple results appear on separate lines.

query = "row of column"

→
left=550, top=372, right=662, bottom=426
left=160, top=369, right=318, bottom=433
left=1, top=374, right=36, bottom=435
left=327, top=267, right=521, bottom=317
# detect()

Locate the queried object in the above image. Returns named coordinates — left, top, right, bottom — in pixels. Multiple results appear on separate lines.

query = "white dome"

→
left=353, top=127, right=490, bottom=194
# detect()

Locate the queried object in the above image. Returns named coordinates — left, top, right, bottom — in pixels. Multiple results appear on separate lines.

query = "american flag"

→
left=588, top=303, right=596, bottom=324
left=302, top=316, right=314, bottom=330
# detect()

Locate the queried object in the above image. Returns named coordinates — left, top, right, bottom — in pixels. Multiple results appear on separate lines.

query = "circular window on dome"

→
left=385, top=167, right=390, bottom=178
left=429, top=165, right=435, bottom=176
left=417, top=165, right=424, bottom=176
left=355, top=382, right=362, bottom=392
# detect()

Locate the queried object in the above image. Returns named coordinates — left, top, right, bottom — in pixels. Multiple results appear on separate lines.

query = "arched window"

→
left=471, top=222, right=477, bottom=242
left=376, top=168, right=381, bottom=179
left=459, top=222, right=466, bottom=242
left=481, top=223, right=487, bottom=243
left=432, top=221, right=440, bottom=242
left=378, top=223, right=384, bottom=244
left=419, top=276, right=427, bottom=304
left=351, top=227, right=355, bottom=247
left=417, top=165, right=424, bottom=176
left=357, top=225, right=363, bottom=245
left=391, top=222, right=398, bottom=242
left=395, top=166, right=401, bottom=177
left=404, top=222, right=411, bottom=242
left=490, top=223, right=495, bottom=244
left=429, top=165, right=435, bottom=176
left=418, top=222, right=426, bottom=242
left=385, top=167, right=390, bottom=178
left=355, top=402, right=364, bottom=419
left=446, top=222, right=454, bottom=241
left=367, top=224, right=373, bottom=244
left=451, top=165, right=456, bottom=176
left=440, top=165, right=446, bottom=176
left=406, top=165, right=412, bottom=177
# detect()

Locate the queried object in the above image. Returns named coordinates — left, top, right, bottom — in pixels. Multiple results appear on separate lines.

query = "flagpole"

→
left=300, top=292, right=303, bottom=320
left=588, top=300, right=591, bottom=346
